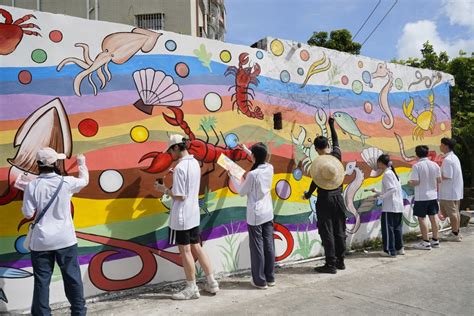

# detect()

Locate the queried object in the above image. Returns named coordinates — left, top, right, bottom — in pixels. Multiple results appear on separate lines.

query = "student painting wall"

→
left=0, top=6, right=454, bottom=311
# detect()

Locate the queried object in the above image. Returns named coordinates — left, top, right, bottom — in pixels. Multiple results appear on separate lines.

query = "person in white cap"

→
left=303, top=116, right=348, bottom=274
left=154, top=134, right=219, bottom=300
left=21, top=147, right=89, bottom=315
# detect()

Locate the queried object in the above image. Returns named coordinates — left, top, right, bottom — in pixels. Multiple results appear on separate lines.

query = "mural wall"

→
left=0, top=6, right=454, bottom=311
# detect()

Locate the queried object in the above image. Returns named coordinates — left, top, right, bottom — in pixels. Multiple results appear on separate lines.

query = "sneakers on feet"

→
left=430, top=239, right=440, bottom=248
left=267, top=281, right=276, bottom=287
left=396, top=248, right=406, bottom=255
left=445, top=232, right=462, bottom=242
left=314, top=264, right=337, bottom=274
left=203, top=280, right=219, bottom=294
left=335, top=260, right=346, bottom=270
left=380, top=251, right=397, bottom=258
left=413, top=241, right=432, bottom=250
left=250, top=279, right=268, bottom=289
left=171, top=286, right=200, bottom=300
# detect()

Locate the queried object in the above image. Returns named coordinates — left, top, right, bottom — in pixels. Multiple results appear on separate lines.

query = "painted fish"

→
left=333, top=111, right=369, bottom=145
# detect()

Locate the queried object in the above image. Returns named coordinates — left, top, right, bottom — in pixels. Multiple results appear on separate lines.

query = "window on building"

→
left=135, top=13, right=165, bottom=31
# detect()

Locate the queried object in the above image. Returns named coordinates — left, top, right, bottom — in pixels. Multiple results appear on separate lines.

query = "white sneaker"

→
left=250, top=279, right=268, bottom=289
left=396, top=248, right=406, bottom=255
left=380, top=251, right=397, bottom=258
left=445, top=232, right=462, bottom=242
left=413, top=241, right=432, bottom=250
left=171, top=286, right=200, bottom=300
left=203, top=280, right=219, bottom=294
left=267, top=281, right=276, bottom=287
left=430, top=239, right=440, bottom=248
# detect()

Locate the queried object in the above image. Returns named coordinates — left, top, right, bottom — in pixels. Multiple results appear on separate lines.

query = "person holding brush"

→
left=229, top=142, right=275, bottom=289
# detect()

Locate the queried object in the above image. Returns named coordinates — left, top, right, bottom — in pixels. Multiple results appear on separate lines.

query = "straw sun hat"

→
left=309, top=155, right=345, bottom=190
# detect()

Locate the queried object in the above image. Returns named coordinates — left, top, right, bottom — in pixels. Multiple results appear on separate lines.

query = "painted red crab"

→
left=0, top=8, right=40, bottom=55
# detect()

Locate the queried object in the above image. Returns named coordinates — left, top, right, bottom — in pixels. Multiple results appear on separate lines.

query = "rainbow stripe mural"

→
left=0, top=6, right=453, bottom=311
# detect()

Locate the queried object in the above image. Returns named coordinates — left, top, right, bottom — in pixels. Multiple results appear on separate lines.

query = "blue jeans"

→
left=31, top=244, right=86, bottom=316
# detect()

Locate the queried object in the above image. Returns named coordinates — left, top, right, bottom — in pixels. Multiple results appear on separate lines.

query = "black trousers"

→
left=380, top=212, right=403, bottom=255
left=316, top=194, right=347, bottom=266
left=248, top=221, right=275, bottom=287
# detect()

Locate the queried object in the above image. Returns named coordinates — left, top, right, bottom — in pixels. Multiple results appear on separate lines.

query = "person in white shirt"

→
left=439, top=137, right=464, bottom=242
left=408, top=145, right=442, bottom=250
left=22, top=148, right=88, bottom=316
left=370, top=154, right=405, bottom=257
left=154, top=134, right=218, bottom=300
left=230, top=143, right=275, bottom=289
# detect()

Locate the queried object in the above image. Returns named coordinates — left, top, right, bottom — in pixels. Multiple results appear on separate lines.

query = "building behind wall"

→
left=1, top=0, right=226, bottom=40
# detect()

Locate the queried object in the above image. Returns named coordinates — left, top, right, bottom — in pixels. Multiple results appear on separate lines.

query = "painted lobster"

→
left=139, top=106, right=251, bottom=173
left=225, top=52, right=263, bottom=120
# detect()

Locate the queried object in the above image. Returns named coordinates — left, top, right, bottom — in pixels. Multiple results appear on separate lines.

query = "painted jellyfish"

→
left=362, top=70, right=373, bottom=88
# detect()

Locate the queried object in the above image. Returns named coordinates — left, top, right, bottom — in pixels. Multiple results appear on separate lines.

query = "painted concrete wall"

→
left=0, top=6, right=453, bottom=312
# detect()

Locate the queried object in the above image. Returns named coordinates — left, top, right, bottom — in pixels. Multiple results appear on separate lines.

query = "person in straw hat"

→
left=303, top=116, right=348, bottom=274
left=154, top=134, right=219, bottom=300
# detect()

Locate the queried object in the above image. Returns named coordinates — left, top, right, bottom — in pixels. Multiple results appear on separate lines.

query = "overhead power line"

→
left=352, top=0, right=382, bottom=41
left=361, top=0, right=398, bottom=46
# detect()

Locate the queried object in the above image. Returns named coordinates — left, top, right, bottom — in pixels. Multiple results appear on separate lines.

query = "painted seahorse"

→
left=372, top=63, right=394, bottom=130
left=343, top=161, right=363, bottom=234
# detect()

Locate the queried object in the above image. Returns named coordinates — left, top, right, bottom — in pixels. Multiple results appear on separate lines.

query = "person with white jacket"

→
left=230, top=143, right=275, bottom=289
left=371, top=154, right=405, bottom=257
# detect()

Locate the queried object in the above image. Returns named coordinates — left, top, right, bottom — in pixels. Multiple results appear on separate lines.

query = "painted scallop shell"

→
left=132, top=68, right=183, bottom=114
left=361, top=147, right=383, bottom=177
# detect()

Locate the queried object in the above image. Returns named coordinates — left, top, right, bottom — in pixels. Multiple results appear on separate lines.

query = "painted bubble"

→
left=31, top=49, right=47, bottom=63
left=362, top=71, right=371, bottom=84
left=99, top=170, right=124, bottom=193
left=341, top=75, right=349, bottom=85
left=130, top=125, right=149, bottom=143
left=175, top=62, right=189, bottom=78
left=15, top=236, right=30, bottom=254
left=204, top=92, right=222, bottom=112
left=280, top=70, right=291, bottom=83
left=270, top=39, right=284, bottom=56
left=352, top=80, right=363, bottom=95
left=275, top=179, right=291, bottom=200
left=364, top=101, right=373, bottom=114
left=49, top=30, right=63, bottom=43
left=78, top=118, right=99, bottom=137
left=220, top=50, right=231, bottom=63
left=18, top=70, right=32, bottom=84
left=225, top=133, right=239, bottom=149
left=297, top=67, right=304, bottom=76
left=440, top=122, right=446, bottom=131
left=165, top=40, right=177, bottom=51
left=256, top=51, right=264, bottom=59
left=358, top=60, right=364, bottom=68
left=300, top=49, right=310, bottom=61
left=292, top=168, right=303, bottom=181
left=395, top=78, right=403, bottom=90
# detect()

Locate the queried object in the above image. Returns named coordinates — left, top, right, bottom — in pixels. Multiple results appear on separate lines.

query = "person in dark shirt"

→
left=303, top=116, right=347, bottom=274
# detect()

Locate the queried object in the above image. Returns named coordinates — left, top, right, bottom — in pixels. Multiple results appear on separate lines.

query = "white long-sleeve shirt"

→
left=230, top=163, right=274, bottom=226
left=375, top=168, right=404, bottom=213
left=22, top=163, right=89, bottom=251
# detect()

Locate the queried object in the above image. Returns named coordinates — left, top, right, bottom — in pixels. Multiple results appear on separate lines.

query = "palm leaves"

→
left=197, top=116, right=217, bottom=133
left=193, top=44, right=212, bottom=72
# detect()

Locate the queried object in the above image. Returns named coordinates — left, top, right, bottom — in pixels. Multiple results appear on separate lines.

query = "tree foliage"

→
left=307, top=29, right=361, bottom=55
left=392, top=41, right=474, bottom=186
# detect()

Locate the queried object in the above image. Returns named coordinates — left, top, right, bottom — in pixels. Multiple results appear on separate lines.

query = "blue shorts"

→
left=413, top=200, right=439, bottom=218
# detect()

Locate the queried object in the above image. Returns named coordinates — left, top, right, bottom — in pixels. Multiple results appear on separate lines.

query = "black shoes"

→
left=335, top=260, right=346, bottom=270
left=314, top=264, right=337, bottom=274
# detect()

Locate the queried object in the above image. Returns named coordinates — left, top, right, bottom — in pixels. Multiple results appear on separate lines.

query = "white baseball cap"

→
left=36, top=147, right=67, bottom=166
left=166, top=134, right=186, bottom=152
